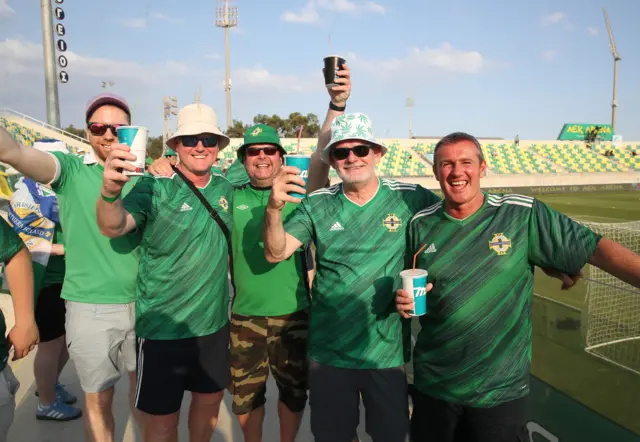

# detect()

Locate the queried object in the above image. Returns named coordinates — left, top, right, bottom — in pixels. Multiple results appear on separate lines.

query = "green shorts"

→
left=230, top=309, right=309, bottom=415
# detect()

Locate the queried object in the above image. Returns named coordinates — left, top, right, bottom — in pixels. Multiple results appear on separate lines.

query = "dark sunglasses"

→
left=87, top=122, right=126, bottom=136
left=331, top=144, right=372, bottom=161
left=180, top=135, right=219, bottom=148
left=246, top=146, right=280, bottom=157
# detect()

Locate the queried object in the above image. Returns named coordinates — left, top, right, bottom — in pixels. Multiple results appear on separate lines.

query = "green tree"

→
left=147, top=136, right=164, bottom=159
left=62, top=124, right=86, bottom=139
left=225, top=119, right=249, bottom=138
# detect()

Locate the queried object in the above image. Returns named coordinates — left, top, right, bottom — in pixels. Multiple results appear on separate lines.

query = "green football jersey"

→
left=123, top=172, right=234, bottom=340
left=225, top=159, right=250, bottom=187
left=409, top=193, right=601, bottom=407
left=0, top=216, right=26, bottom=371
left=50, top=152, right=140, bottom=304
left=231, top=185, right=310, bottom=316
left=285, top=178, right=440, bottom=369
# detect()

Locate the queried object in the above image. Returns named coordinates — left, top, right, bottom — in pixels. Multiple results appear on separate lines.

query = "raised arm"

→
left=0, top=126, right=57, bottom=184
left=263, top=166, right=306, bottom=263
left=307, top=64, right=351, bottom=193
left=96, top=144, right=139, bottom=238
left=588, top=237, right=640, bottom=288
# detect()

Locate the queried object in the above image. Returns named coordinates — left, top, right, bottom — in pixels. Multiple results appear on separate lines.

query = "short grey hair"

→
left=433, top=132, right=485, bottom=166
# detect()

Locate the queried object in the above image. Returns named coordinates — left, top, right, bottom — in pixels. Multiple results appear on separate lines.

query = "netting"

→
left=579, top=220, right=640, bottom=375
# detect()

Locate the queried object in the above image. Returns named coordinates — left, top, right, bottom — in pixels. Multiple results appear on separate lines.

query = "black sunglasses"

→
left=180, top=135, right=219, bottom=148
left=246, top=146, right=280, bottom=157
left=331, top=144, right=372, bottom=161
left=87, top=122, right=126, bottom=136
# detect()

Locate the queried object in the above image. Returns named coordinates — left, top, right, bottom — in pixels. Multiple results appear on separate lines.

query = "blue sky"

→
left=1, top=0, right=639, bottom=140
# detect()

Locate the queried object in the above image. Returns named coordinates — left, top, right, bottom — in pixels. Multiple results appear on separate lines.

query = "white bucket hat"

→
left=320, top=112, right=387, bottom=164
left=166, top=103, right=230, bottom=150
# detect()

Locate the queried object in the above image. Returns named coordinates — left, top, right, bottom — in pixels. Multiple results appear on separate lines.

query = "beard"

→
left=336, top=165, right=375, bottom=184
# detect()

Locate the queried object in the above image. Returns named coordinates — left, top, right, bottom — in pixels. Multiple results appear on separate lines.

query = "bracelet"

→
left=329, top=101, right=346, bottom=112
left=100, top=193, right=121, bottom=203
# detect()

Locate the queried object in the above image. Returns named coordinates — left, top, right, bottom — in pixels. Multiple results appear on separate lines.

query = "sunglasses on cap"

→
left=245, top=146, right=280, bottom=157
left=87, top=122, right=126, bottom=137
left=331, top=144, right=372, bottom=161
left=179, top=135, right=219, bottom=148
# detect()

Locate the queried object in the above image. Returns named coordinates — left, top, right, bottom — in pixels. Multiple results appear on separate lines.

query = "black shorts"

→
left=410, top=389, right=528, bottom=442
left=308, top=360, right=409, bottom=442
left=35, top=283, right=66, bottom=342
left=134, top=324, right=230, bottom=415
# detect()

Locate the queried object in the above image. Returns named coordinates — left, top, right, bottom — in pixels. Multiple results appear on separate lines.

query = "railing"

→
left=0, top=107, right=89, bottom=145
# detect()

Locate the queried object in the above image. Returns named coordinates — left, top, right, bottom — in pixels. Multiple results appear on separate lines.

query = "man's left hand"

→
left=148, top=157, right=174, bottom=177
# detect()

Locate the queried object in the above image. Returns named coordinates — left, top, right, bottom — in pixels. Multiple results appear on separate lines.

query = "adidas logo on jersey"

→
left=236, top=205, right=249, bottom=210
left=424, top=243, right=437, bottom=254
left=180, top=202, right=193, bottom=212
left=330, top=222, right=344, bottom=231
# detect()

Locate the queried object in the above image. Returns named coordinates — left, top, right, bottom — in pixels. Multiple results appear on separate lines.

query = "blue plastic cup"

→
left=284, top=155, right=310, bottom=199
left=116, top=126, right=149, bottom=176
left=400, top=269, right=428, bottom=316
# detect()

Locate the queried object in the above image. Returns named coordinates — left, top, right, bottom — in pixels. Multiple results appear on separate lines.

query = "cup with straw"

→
left=399, top=244, right=429, bottom=316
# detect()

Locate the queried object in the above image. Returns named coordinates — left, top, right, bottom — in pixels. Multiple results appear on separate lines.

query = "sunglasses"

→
left=180, top=135, right=219, bottom=148
left=331, top=144, right=372, bottom=161
left=87, top=122, right=126, bottom=136
left=246, top=146, right=280, bottom=157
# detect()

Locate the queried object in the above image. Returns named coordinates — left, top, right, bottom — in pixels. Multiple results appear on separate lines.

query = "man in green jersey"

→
left=96, top=103, right=233, bottom=442
left=0, top=93, right=142, bottom=441
left=0, top=216, right=39, bottom=441
left=229, top=124, right=311, bottom=442
left=396, top=132, right=640, bottom=441
left=264, top=109, right=441, bottom=441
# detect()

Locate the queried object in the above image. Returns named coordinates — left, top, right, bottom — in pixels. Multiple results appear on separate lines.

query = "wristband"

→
left=329, top=101, right=346, bottom=112
left=101, top=193, right=121, bottom=203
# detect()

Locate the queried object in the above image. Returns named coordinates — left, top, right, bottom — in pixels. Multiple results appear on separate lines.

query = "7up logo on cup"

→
left=400, top=269, right=428, bottom=316
left=284, top=154, right=311, bottom=199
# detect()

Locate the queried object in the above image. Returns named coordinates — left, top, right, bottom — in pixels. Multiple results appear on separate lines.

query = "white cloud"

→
left=119, top=18, right=147, bottom=29
left=150, top=12, right=184, bottom=25
left=232, top=65, right=320, bottom=93
left=0, top=0, right=14, bottom=19
left=166, top=61, right=188, bottom=75
left=349, top=43, right=490, bottom=77
left=588, top=26, right=600, bottom=36
left=282, top=0, right=384, bottom=23
left=362, top=1, right=385, bottom=14
left=281, top=3, right=320, bottom=23
left=541, top=12, right=567, bottom=27
left=542, top=49, right=559, bottom=62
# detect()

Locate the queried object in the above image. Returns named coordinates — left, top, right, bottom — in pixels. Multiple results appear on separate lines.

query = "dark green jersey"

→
left=0, top=217, right=26, bottom=370
left=285, top=178, right=440, bottom=369
left=231, top=185, right=309, bottom=316
left=123, top=173, right=234, bottom=340
left=225, top=159, right=250, bottom=187
left=409, top=193, right=600, bottom=407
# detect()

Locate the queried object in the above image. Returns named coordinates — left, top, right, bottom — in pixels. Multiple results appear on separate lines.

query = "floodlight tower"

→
left=603, top=8, right=621, bottom=133
left=215, top=0, right=239, bottom=130
left=405, top=97, right=415, bottom=138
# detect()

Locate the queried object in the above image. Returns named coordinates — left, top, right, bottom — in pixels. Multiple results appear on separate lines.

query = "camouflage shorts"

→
left=230, top=309, right=309, bottom=415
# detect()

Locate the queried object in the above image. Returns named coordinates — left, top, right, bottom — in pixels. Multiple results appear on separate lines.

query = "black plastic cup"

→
left=324, top=55, right=346, bottom=88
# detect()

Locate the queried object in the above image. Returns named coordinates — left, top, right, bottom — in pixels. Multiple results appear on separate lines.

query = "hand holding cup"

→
left=268, top=165, right=308, bottom=211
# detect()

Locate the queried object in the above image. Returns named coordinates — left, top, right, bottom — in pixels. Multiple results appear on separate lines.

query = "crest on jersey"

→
left=489, top=233, right=512, bottom=255
left=382, top=214, right=402, bottom=232
left=219, top=196, right=229, bottom=212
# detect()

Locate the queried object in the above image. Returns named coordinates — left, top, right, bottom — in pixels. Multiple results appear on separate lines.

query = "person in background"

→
left=7, top=139, right=82, bottom=422
left=0, top=216, right=39, bottom=442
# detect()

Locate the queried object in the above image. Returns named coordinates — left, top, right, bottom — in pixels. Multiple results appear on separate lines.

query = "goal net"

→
left=579, top=220, right=640, bottom=375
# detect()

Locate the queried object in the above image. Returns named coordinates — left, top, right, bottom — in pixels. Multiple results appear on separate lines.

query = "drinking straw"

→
left=413, top=244, right=428, bottom=270
left=297, top=125, right=304, bottom=154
